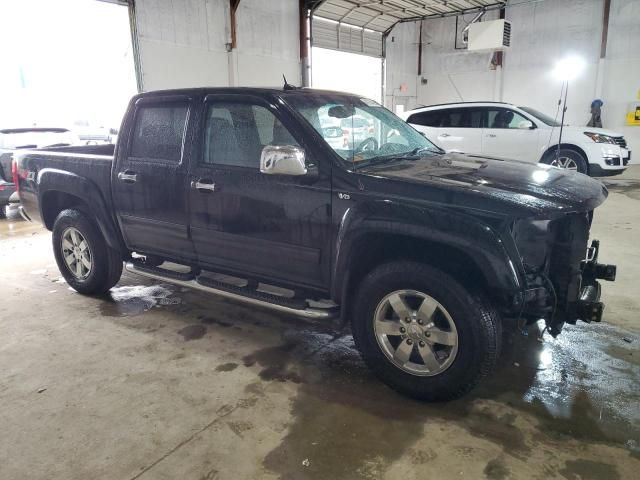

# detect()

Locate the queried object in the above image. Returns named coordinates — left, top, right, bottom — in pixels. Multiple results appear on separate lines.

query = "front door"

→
left=188, top=94, right=332, bottom=289
left=112, top=95, right=197, bottom=261
left=410, top=107, right=483, bottom=154
left=481, top=107, right=540, bottom=162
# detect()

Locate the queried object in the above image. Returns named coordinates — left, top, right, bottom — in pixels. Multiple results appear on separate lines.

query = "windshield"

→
left=518, top=106, right=562, bottom=127
left=0, top=130, right=76, bottom=149
left=286, top=93, right=442, bottom=169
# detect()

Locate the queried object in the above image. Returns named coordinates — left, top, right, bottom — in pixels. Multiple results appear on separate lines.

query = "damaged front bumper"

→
left=521, top=239, right=617, bottom=336
left=575, top=239, right=616, bottom=323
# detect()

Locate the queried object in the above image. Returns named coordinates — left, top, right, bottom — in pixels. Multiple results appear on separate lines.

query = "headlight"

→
left=584, top=132, right=616, bottom=144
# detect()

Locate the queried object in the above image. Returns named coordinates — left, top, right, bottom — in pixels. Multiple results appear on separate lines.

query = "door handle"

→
left=486, top=134, right=497, bottom=138
left=191, top=179, right=216, bottom=192
left=439, top=133, right=451, bottom=138
left=117, top=170, right=137, bottom=183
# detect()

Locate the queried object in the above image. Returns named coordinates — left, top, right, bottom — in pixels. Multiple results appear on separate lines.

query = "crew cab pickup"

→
left=15, top=87, right=617, bottom=401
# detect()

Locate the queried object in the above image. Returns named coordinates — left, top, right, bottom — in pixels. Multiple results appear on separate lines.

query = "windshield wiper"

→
left=410, top=146, right=444, bottom=155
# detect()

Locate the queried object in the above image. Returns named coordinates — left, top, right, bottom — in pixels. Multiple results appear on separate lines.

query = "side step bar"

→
left=124, top=262, right=339, bottom=320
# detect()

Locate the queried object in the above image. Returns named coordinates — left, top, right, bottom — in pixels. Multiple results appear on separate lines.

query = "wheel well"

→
left=541, top=143, right=589, bottom=172
left=41, top=191, right=90, bottom=230
left=342, top=233, right=494, bottom=316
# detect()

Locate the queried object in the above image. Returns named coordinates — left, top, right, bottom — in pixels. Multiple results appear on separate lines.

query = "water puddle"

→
left=247, top=321, right=639, bottom=479
left=99, top=284, right=178, bottom=317
left=603, top=179, right=640, bottom=201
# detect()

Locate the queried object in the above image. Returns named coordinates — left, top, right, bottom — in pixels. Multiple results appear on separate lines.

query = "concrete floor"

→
left=1, top=168, right=639, bottom=480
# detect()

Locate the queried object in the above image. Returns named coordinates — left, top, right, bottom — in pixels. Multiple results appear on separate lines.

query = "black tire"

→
left=0, top=205, right=6, bottom=219
left=543, top=148, right=588, bottom=174
left=52, top=208, right=123, bottom=294
left=351, top=261, right=501, bottom=401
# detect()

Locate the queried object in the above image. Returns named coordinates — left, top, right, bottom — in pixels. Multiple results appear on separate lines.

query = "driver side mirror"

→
left=517, top=120, right=535, bottom=130
left=260, top=145, right=307, bottom=176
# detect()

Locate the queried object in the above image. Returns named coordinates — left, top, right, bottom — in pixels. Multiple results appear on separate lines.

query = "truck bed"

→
left=15, top=144, right=115, bottom=226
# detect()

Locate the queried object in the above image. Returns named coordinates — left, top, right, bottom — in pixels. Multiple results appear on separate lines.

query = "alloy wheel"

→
left=373, top=289, right=459, bottom=376
left=551, top=156, right=578, bottom=170
left=61, top=227, right=92, bottom=280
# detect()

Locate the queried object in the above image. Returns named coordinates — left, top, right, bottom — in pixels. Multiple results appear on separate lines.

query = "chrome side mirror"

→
left=260, top=145, right=307, bottom=176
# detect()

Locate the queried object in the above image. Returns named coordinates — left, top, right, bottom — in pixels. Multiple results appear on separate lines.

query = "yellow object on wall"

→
left=627, top=102, right=640, bottom=126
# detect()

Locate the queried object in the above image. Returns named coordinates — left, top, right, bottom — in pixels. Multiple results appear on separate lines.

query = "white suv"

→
left=401, top=102, right=631, bottom=176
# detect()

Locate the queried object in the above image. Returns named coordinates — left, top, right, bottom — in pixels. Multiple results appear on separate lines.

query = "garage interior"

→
left=1, top=0, right=639, bottom=479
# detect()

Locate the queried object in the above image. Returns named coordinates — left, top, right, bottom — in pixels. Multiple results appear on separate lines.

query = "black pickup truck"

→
left=15, top=87, right=616, bottom=400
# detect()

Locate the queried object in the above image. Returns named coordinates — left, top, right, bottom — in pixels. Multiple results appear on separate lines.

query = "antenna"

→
left=283, top=75, right=297, bottom=90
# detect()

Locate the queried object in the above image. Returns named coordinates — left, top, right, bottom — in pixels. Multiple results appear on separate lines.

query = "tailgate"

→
left=0, top=152, right=13, bottom=182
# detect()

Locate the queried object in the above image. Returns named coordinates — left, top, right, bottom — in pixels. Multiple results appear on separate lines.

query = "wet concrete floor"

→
left=1, top=169, right=639, bottom=479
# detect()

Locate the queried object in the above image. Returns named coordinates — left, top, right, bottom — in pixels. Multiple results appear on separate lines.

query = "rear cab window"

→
left=129, top=103, right=188, bottom=162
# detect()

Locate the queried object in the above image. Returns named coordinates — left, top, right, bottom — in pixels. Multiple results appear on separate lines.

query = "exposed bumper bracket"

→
left=576, top=283, right=604, bottom=323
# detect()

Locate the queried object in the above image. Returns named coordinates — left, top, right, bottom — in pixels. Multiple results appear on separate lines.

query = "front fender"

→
left=331, top=199, right=523, bottom=301
left=37, top=168, right=122, bottom=251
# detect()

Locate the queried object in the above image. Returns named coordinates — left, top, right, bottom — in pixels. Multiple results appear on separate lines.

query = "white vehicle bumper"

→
left=582, top=142, right=630, bottom=176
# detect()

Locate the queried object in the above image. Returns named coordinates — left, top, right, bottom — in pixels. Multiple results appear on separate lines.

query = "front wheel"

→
left=52, top=208, right=123, bottom=294
left=543, top=148, right=588, bottom=174
left=351, top=261, right=501, bottom=401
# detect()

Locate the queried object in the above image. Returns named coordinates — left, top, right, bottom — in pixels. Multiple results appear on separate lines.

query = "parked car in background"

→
left=73, top=121, right=117, bottom=145
left=401, top=102, right=631, bottom=176
left=15, top=88, right=616, bottom=401
left=0, top=127, right=80, bottom=217
left=341, top=115, right=374, bottom=148
left=0, top=177, right=15, bottom=219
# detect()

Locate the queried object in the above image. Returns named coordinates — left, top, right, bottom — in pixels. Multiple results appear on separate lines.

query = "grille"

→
left=503, top=21, right=511, bottom=47
left=613, top=136, right=627, bottom=149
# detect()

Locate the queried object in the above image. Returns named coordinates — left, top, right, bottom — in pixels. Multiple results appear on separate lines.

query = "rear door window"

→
left=440, top=108, right=482, bottom=128
left=130, top=104, right=188, bottom=162
left=406, top=110, right=442, bottom=127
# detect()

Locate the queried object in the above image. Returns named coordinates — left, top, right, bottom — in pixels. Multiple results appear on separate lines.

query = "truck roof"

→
left=135, top=86, right=364, bottom=100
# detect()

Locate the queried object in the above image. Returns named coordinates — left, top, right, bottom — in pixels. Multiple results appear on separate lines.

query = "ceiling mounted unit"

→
left=467, top=19, right=511, bottom=51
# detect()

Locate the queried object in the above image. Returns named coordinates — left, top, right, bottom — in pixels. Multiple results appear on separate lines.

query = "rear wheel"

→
left=351, top=261, right=501, bottom=401
left=52, top=209, right=122, bottom=294
left=543, top=148, right=588, bottom=174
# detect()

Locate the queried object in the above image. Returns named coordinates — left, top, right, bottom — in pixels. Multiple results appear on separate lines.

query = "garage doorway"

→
left=311, top=47, right=383, bottom=103
left=0, top=0, right=137, bottom=134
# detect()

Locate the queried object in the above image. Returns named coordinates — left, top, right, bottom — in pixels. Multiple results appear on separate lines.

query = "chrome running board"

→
left=125, top=262, right=339, bottom=320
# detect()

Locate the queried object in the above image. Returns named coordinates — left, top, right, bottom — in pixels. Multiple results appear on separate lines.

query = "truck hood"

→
left=357, top=153, right=608, bottom=218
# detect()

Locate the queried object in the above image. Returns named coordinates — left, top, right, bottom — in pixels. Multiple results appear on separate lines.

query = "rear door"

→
left=407, top=108, right=482, bottom=154
left=481, top=107, right=540, bottom=162
left=188, top=94, right=332, bottom=289
left=112, top=95, right=197, bottom=262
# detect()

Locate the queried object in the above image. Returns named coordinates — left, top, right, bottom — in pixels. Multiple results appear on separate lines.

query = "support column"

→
left=228, top=0, right=241, bottom=86
left=595, top=0, right=611, bottom=99
left=300, top=0, right=311, bottom=87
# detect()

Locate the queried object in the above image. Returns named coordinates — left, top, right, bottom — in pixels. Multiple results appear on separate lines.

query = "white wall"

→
left=386, top=0, right=640, bottom=154
left=234, top=0, right=301, bottom=87
left=133, top=0, right=301, bottom=91
left=384, top=22, right=419, bottom=113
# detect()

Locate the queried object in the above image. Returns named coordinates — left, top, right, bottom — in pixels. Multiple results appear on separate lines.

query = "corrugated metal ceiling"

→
left=311, top=0, right=507, bottom=33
